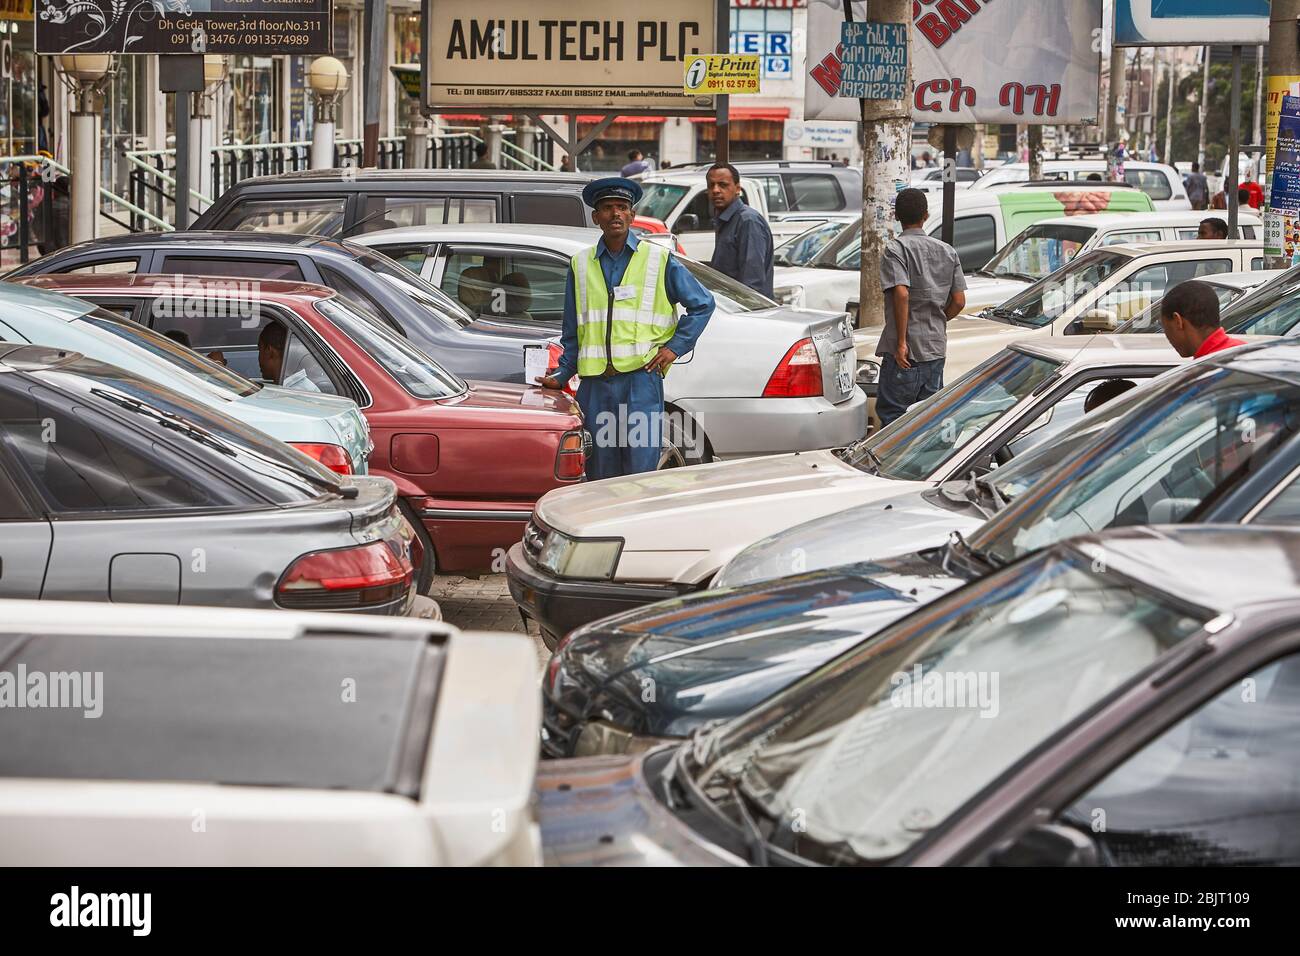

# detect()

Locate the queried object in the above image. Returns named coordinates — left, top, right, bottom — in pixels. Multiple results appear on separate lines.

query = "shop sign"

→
left=36, top=0, right=333, bottom=55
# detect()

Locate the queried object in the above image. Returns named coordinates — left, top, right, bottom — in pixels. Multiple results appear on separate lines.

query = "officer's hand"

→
left=536, top=375, right=564, bottom=390
left=894, top=342, right=911, bottom=370
left=645, top=347, right=677, bottom=374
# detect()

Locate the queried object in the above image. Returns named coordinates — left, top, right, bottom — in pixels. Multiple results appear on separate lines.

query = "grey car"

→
left=0, top=344, right=416, bottom=613
left=8, top=231, right=555, bottom=384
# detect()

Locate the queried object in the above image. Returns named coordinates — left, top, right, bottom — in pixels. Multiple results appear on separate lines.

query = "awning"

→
left=691, top=107, right=791, bottom=123
left=576, top=115, right=666, bottom=123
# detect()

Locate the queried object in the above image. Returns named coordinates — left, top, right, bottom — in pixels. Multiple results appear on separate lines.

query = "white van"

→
left=972, top=159, right=1191, bottom=210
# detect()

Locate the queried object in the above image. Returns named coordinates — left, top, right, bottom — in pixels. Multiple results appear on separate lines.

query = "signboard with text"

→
left=423, top=0, right=724, bottom=115
left=684, top=55, right=759, bottom=95
left=1266, top=96, right=1300, bottom=260
left=804, top=0, right=1101, bottom=125
left=35, top=0, right=332, bottom=55
left=838, top=21, right=906, bottom=100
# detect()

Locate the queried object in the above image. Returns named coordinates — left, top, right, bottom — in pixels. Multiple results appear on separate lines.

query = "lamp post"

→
left=307, top=56, right=349, bottom=170
left=56, top=54, right=111, bottom=245
left=190, top=55, right=227, bottom=215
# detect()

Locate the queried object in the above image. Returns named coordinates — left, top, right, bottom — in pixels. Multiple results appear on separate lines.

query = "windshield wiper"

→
left=943, top=530, right=1005, bottom=571
left=960, top=473, right=994, bottom=519
left=986, top=306, right=1035, bottom=327
left=723, top=777, right=771, bottom=867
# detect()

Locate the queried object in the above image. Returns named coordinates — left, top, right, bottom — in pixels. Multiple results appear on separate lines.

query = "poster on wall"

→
left=1267, top=95, right=1300, bottom=261
left=1113, top=0, right=1269, bottom=47
left=804, top=0, right=1102, bottom=125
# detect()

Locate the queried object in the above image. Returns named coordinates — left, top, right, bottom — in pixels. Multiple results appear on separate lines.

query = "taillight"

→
left=289, top=442, right=354, bottom=475
left=555, top=429, right=586, bottom=480
left=276, top=540, right=413, bottom=610
left=762, top=338, right=823, bottom=398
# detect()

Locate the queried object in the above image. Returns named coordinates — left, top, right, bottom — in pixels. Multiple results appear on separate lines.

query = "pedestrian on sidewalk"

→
left=1184, top=161, right=1209, bottom=210
left=875, top=188, right=967, bottom=428
left=706, top=163, right=774, bottom=298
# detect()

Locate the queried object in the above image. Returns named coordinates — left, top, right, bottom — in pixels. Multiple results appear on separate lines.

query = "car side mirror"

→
left=1080, top=308, right=1119, bottom=331
left=989, top=823, right=1100, bottom=867
left=677, top=213, right=701, bottom=232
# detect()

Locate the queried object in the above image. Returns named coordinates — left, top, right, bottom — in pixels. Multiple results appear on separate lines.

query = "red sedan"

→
left=17, top=274, right=586, bottom=584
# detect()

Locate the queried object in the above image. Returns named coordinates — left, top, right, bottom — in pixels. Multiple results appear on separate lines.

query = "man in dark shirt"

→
left=1184, top=161, right=1209, bottom=210
left=706, top=163, right=774, bottom=298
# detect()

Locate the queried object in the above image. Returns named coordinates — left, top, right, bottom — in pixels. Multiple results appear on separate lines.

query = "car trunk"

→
left=807, top=312, right=857, bottom=405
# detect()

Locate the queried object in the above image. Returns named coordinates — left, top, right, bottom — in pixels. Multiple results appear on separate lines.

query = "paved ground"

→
left=427, top=573, right=551, bottom=671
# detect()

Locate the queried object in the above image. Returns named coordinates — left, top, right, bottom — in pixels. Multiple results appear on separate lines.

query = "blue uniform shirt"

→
left=554, top=231, right=715, bottom=382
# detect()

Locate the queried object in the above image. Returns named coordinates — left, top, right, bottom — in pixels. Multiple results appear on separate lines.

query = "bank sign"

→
left=35, top=0, right=332, bottom=55
left=423, top=0, right=724, bottom=114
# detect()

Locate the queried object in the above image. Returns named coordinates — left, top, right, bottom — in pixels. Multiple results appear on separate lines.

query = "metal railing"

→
left=0, top=155, right=171, bottom=267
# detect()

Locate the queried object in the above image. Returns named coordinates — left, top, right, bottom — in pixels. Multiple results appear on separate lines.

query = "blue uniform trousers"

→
left=576, top=368, right=664, bottom=480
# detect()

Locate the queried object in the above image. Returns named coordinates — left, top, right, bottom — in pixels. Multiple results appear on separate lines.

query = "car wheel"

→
left=397, top=498, right=437, bottom=596
left=660, top=407, right=712, bottom=470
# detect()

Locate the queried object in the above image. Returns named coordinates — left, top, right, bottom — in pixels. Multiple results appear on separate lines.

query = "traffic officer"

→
left=537, top=177, right=715, bottom=479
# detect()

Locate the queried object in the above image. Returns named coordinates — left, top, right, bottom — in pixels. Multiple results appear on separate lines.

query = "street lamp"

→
left=190, top=55, right=227, bottom=213
left=307, top=56, right=349, bottom=170
left=56, top=54, right=112, bottom=245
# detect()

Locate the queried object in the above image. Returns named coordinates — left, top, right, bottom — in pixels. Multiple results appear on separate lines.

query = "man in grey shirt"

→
left=875, top=188, right=967, bottom=427
left=1184, top=161, right=1209, bottom=211
left=706, top=163, right=774, bottom=298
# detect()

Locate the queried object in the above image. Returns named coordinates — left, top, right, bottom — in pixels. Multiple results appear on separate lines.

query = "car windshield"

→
left=635, top=183, right=690, bottom=223
left=1222, top=265, right=1300, bottom=335
left=76, top=307, right=259, bottom=397
left=981, top=223, right=1095, bottom=280
left=776, top=221, right=847, bottom=267
left=703, top=545, right=1209, bottom=864
left=839, top=348, right=1059, bottom=481
left=316, top=296, right=465, bottom=399
left=987, top=250, right=1130, bottom=328
left=972, top=363, right=1300, bottom=564
left=678, top=258, right=777, bottom=312
left=42, top=360, right=341, bottom=501
left=807, top=217, right=864, bottom=267
left=348, top=246, right=474, bottom=328
left=1118, top=282, right=1244, bottom=333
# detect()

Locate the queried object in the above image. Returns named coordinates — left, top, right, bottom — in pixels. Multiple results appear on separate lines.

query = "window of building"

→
left=730, top=6, right=793, bottom=80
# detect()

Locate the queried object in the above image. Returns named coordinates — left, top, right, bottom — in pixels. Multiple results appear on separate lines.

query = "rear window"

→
left=513, top=193, right=587, bottom=226
left=212, top=196, right=347, bottom=235
left=0, top=634, right=441, bottom=797
left=635, top=183, right=689, bottom=222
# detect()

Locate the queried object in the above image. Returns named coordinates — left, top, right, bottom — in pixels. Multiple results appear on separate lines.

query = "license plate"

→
left=836, top=351, right=854, bottom=393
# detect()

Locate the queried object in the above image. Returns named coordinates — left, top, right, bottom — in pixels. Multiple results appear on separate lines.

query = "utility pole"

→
left=1027, top=125, right=1042, bottom=180
left=1197, top=46, right=1210, bottom=170
left=1254, top=44, right=1265, bottom=166
left=1266, top=0, right=1300, bottom=268
left=1164, top=54, right=1176, bottom=163
left=856, top=0, right=912, bottom=331
left=1105, top=45, right=1123, bottom=176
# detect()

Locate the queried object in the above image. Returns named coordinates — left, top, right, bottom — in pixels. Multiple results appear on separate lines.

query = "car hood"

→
left=535, top=450, right=924, bottom=555
left=961, top=275, right=1032, bottom=310
left=715, top=484, right=986, bottom=589
left=558, top=550, right=967, bottom=737
left=537, top=752, right=741, bottom=867
left=853, top=311, right=1031, bottom=360
left=773, top=265, right=850, bottom=289
left=237, top=385, right=371, bottom=474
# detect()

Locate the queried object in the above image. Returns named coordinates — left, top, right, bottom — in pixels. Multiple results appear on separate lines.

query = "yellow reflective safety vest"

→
left=571, top=240, right=678, bottom=377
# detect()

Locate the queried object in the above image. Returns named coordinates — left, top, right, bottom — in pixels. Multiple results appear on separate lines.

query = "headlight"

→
left=857, top=359, right=881, bottom=387
left=775, top=285, right=805, bottom=308
left=536, top=531, right=623, bottom=580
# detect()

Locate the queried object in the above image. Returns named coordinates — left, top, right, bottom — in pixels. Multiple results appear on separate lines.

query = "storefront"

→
left=693, top=108, right=790, bottom=163
left=575, top=116, right=666, bottom=172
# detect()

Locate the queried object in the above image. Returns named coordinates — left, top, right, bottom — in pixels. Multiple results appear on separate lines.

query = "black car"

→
left=542, top=338, right=1300, bottom=758
left=8, top=231, right=552, bottom=384
left=192, top=169, right=595, bottom=237
left=539, top=524, right=1300, bottom=867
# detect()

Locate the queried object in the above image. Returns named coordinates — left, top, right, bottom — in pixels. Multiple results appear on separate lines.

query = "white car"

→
left=632, top=169, right=772, bottom=260
left=352, top=224, right=867, bottom=463
left=971, top=159, right=1191, bottom=210
left=505, top=335, right=1187, bottom=645
left=854, top=239, right=1267, bottom=384
left=964, top=209, right=1265, bottom=313
left=910, top=166, right=984, bottom=193
left=1117, top=268, right=1287, bottom=333
left=0, top=601, right=541, bottom=866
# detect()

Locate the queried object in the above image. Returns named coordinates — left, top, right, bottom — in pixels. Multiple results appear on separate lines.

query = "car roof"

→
left=0, top=277, right=98, bottom=321
left=995, top=159, right=1174, bottom=172
left=1066, top=525, right=1300, bottom=616
left=15, top=273, right=338, bottom=301
left=1200, top=269, right=1287, bottom=290
left=1029, top=210, right=1264, bottom=228
left=1096, top=239, right=1263, bottom=257
left=226, top=168, right=595, bottom=187
left=1199, top=335, right=1300, bottom=384
left=1015, top=333, right=1184, bottom=366
left=351, top=222, right=599, bottom=253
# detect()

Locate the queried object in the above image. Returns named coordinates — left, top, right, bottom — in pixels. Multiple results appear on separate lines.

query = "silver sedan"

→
left=352, top=224, right=867, bottom=464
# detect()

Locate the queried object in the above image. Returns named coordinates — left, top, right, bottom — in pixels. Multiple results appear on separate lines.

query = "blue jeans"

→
left=875, top=354, right=944, bottom=428
left=576, top=368, right=664, bottom=480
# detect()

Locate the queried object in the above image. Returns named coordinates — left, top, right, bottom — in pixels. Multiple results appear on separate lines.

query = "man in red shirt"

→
left=1158, top=280, right=1247, bottom=359
left=1243, top=173, right=1265, bottom=209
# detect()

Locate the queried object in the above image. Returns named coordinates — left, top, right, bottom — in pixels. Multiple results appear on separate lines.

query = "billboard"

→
left=35, top=0, right=332, bottom=55
left=804, top=0, right=1102, bottom=125
left=1114, top=0, right=1269, bottom=47
left=423, top=0, right=724, bottom=115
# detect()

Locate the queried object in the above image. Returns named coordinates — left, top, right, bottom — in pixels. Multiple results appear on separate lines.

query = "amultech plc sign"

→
left=423, top=0, right=723, bottom=114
